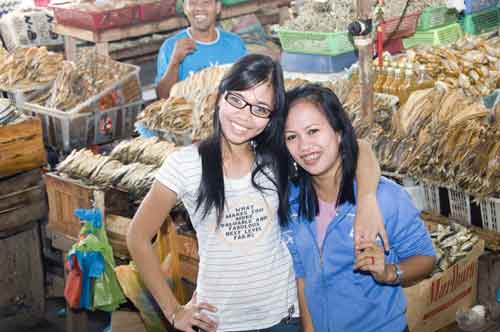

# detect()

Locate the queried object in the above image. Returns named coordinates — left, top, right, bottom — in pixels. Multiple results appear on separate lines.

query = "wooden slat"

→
left=0, top=118, right=46, bottom=178
left=0, top=169, right=42, bottom=197
left=0, top=224, right=44, bottom=324
left=0, top=170, right=46, bottom=235
left=45, top=173, right=96, bottom=238
left=111, top=40, right=163, bottom=61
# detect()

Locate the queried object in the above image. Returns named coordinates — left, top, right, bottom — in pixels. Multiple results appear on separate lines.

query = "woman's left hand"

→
left=354, top=194, right=390, bottom=252
left=354, top=240, right=392, bottom=284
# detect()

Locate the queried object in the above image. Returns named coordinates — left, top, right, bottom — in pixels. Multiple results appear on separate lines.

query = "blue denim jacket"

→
left=282, top=178, right=435, bottom=332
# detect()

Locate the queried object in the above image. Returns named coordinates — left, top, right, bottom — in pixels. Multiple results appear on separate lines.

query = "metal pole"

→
left=354, top=0, right=374, bottom=125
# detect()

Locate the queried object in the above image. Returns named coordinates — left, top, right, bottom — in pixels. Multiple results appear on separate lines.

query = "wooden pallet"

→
left=0, top=117, right=46, bottom=178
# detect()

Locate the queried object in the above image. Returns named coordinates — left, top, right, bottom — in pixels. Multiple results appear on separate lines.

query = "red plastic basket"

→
left=379, top=12, right=421, bottom=42
left=34, top=0, right=51, bottom=7
left=138, top=0, right=176, bottom=23
left=383, top=38, right=404, bottom=55
left=51, top=4, right=140, bottom=31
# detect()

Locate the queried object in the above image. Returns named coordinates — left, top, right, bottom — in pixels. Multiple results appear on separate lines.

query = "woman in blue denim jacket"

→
left=280, top=84, right=436, bottom=332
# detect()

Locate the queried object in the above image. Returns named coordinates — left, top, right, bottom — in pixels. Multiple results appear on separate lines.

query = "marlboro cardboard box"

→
left=404, top=239, right=485, bottom=332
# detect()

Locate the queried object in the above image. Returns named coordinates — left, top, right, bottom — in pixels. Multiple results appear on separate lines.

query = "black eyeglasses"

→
left=224, top=92, right=273, bottom=119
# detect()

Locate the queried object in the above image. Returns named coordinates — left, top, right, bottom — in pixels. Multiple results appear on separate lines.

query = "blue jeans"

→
left=227, top=317, right=302, bottom=332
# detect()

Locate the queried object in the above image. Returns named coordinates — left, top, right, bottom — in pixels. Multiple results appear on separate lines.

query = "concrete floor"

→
left=4, top=298, right=109, bottom=332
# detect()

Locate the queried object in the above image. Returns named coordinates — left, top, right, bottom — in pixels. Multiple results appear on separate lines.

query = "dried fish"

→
left=429, top=223, right=480, bottom=275
left=136, top=96, right=193, bottom=141
left=0, top=98, right=26, bottom=126
left=399, top=35, right=500, bottom=98
left=109, top=136, right=177, bottom=167
left=0, top=47, right=63, bottom=90
left=33, top=51, right=134, bottom=112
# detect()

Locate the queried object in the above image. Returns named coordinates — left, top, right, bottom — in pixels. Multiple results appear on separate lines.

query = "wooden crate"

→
left=168, top=224, right=199, bottom=285
left=0, top=117, right=46, bottom=178
left=0, top=223, right=45, bottom=329
left=44, top=172, right=133, bottom=240
left=0, top=169, right=47, bottom=237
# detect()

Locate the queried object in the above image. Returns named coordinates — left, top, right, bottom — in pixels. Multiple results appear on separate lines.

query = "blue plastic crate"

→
left=281, top=51, right=358, bottom=74
left=464, top=0, right=498, bottom=14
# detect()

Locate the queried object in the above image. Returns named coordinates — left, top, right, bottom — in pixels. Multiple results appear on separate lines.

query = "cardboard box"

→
left=404, top=240, right=484, bottom=332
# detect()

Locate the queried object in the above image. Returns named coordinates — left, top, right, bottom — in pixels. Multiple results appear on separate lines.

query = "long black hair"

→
left=281, top=83, right=359, bottom=224
left=196, top=54, right=288, bottom=225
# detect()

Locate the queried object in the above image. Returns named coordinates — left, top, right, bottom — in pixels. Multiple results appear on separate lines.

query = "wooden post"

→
left=64, top=36, right=77, bottom=61
left=95, top=42, right=110, bottom=57
left=354, top=0, right=374, bottom=125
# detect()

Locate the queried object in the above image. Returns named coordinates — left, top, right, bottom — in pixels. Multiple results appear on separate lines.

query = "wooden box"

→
left=44, top=172, right=133, bottom=241
left=0, top=117, right=46, bottom=178
left=0, top=223, right=45, bottom=329
left=0, top=169, right=47, bottom=237
left=169, top=229, right=199, bottom=285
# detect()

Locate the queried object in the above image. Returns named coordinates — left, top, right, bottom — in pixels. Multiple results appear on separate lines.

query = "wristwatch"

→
left=393, top=263, right=403, bottom=284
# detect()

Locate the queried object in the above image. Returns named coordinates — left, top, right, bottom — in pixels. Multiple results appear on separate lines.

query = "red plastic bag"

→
left=64, top=255, right=83, bottom=309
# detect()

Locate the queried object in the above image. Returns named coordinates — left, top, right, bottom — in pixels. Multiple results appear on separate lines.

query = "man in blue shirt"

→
left=155, top=0, right=247, bottom=98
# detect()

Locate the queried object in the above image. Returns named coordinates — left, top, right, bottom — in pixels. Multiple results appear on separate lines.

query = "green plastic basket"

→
left=277, top=29, right=355, bottom=56
left=417, top=6, right=457, bottom=31
left=459, top=8, right=499, bottom=35
left=403, top=23, right=463, bottom=48
left=176, top=0, right=183, bottom=14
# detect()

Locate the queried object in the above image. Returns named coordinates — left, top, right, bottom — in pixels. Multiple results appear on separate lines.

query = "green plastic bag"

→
left=72, top=208, right=126, bottom=312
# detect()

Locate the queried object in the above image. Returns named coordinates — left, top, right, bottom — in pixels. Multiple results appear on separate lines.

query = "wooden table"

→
left=53, top=0, right=290, bottom=61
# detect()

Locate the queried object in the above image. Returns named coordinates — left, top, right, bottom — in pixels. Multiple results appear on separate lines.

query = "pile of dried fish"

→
left=170, top=64, right=230, bottom=117
left=284, top=0, right=356, bottom=32
left=0, top=47, right=63, bottom=90
left=360, top=84, right=499, bottom=197
left=32, top=52, right=134, bottom=111
left=286, top=0, right=449, bottom=33
left=136, top=97, right=193, bottom=137
left=375, top=0, right=449, bottom=20
left=430, top=223, right=480, bottom=275
left=109, top=136, right=177, bottom=167
left=399, top=35, right=500, bottom=97
left=0, top=99, right=26, bottom=126
left=57, top=135, right=180, bottom=198
left=57, top=148, right=157, bottom=199
left=191, top=92, right=217, bottom=141
left=319, top=77, right=397, bottom=142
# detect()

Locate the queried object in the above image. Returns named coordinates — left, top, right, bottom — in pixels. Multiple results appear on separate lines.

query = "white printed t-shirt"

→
left=156, top=145, right=298, bottom=332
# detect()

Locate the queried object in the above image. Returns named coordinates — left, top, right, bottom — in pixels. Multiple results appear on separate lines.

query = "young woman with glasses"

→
left=127, top=54, right=385, bottom=332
